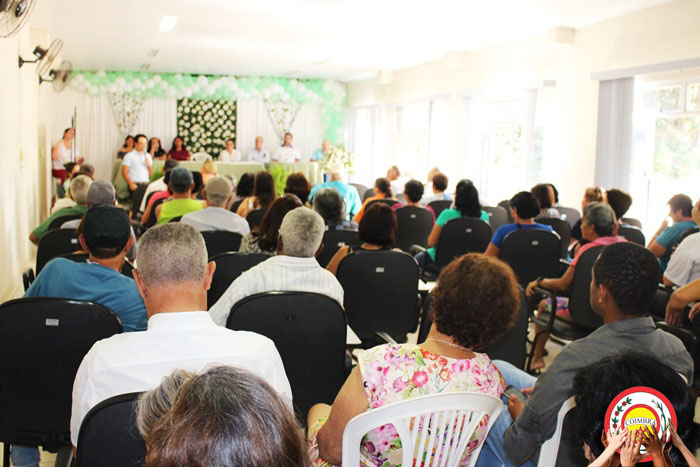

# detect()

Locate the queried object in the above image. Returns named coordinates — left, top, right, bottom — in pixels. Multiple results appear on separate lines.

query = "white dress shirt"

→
left=70, top=311, right=292, bottom=445
left=209, top=255, right=345, bottom=326
left=121, top=150, right=153, bottom=184
left=139, top=177, right=167, bottom=212
left=181, top=206, right=251, bottom=236
left=246, top=148, right=270, bottom=163
left=664, top=231, right=700, bottom=286
left=273, top=146, right=301, bottom=163
left=218, top=149, right=242, bottom=162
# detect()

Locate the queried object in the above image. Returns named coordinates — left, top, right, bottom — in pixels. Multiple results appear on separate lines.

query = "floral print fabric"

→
left=308, top=343, right=505, bottom=466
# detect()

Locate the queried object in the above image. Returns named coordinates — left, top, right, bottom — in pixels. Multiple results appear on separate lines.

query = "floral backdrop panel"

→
left=176, top=98, right=237, bottom=156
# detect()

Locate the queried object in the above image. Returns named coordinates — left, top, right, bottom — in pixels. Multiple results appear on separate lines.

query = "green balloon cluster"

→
left=70, top=70, right=346, bottom=142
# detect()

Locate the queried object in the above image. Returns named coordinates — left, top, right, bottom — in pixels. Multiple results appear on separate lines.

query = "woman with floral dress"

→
left=307, top=253, right=521, bottom=466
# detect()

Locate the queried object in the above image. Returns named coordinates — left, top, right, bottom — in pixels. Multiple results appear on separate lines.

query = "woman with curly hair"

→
left=307, top=253, right=520, bottom=466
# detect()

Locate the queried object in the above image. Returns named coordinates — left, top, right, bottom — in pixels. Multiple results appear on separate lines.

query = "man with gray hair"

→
left=209, top=207, right=344, bottom=326
left=30, top=174, right=92, bottom=245
left=181, top=176, right=250, bottom=236
left=308, top=162, right=361, bottom=221
left=69, top=223, right=292, bottom=448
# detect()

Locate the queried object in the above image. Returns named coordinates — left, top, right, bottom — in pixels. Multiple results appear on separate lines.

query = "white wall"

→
left=345, top=0, right=700, bottom=207
left=0, top=26, right=52, bottom=301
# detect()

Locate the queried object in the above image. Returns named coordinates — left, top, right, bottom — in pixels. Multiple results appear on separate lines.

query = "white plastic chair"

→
left=536, top=396, right=576, bottom=467
left=341, top=392, right=503, bottom=467
left=191, top=152, right=212, bottom=162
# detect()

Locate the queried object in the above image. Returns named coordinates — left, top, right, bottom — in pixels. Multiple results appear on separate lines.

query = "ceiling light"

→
left=159, top=16, right=178, bottom=33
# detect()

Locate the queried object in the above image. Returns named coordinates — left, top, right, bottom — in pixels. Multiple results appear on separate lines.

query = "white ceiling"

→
left=30, top=0, right=676, bottom=81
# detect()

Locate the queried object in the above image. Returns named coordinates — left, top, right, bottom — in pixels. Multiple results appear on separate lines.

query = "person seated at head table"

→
left=648, top=194, right=696, bottom=273
left=137, top=366, right=311, bottom=467
left=573, top=352, right=700, bottom=467
left=246, top=136, right=271, bottom=163
left=30, top=174, right=92, bottom=245
left=311, top=139, right=332, bottom=162
left=421, top=171, right=452, bottom=205
left=308, top=253, right=521, bottom=466
left=484, top=191, right=554, bottom=257
left=239, top=194, right=303, bottom=255
left=312, top=187, right=357, bottom=231
left=209, top=207, right=343, bottom=326
left=284, top=172, right=312, bottom=205
left=236, top=171, right=277, bottom=218
left=147, top=137, right=166, bottom=160
left=155, top=167, right=204, bottom=224
left=477, top=242, right=692, bottom=467
left=181, top=176, right=249, bottom=237
left=525, top=203, right=626, bottom=372
left=391, top=179, right=435, bottom=219
left=531, top=183, right=560, bottom=220
left=167, top=135, right=190, bottom=161
left=68, top=223, right=292, bottom=450
left=117, top=134, right=134, bottom=160
left=308, top=163, right=362, bottom=221
left=218, top=138, right=241, bottom=162
left=200, top=159, right=218, bottom=185
left=353, top=177, right=393, bottom=223
left=273, top=132, right=301, bottom=163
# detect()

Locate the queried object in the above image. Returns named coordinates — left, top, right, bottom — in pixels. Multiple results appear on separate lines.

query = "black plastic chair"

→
left=143, top=197, right=167, bottom=229
left=427, top=200, right=452, bottom=219
left=201, top=231, right=243, bottom=259
left=168, top=215, right=182, bottom=223
left=538, top=218, right=572, bottom=259
left=22, top=269, right=35, bottom=292
left=207, top=252, right=271, bottom=309
left=649, top=285, right=673, bottom=321
left=394, top=206, right=434, bottom=253
left=499, top=229, right=561, bottom=288
left=48, top=214, right=84, bottom=231
left=483, top=206, right=509, bottom=232
left=557, top=206, right=581, bottom=229
left=57, top=252, right=90, bottom=263
left=618, top=225, right=645, bottom=245
left=143, top=191, right=157, bottom=212
left=246, top=208, right=267, bottom=230
left=226, top=292, right=346, bottom=420
left=0, top=298, right=122, bottom=462
left=316, top=229, right=360, bottom=268
left=677, top=226, right=699, bottom=246
left=497, top=200, right=514, bottom=223
left=76, top=392, right=146, bottom=467
left=363, top=188, right=375, bottom=201
left=350, top=183, right=368, bottom=201
left=366, top=198, right=399, bottom=211
left=230, top=199, right=243, bottom=214
left=621, top=217, right=642, bottom=229
left=36, top=228, right=81, bottom=275
left=653, top=321, right=700, bottom=389
left=336, top=250, right=420, bottom=346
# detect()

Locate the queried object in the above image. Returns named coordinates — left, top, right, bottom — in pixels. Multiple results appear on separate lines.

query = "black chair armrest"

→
left=410, top=244, right=428, bottom=277
left=533, top=286, right=557, bottom=332
left=22, top=268, right=35, bottom=292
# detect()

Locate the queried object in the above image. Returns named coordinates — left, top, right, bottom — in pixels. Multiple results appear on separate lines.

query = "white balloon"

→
left=166, top=88, right=177, bottom=97
left=228, top=82, right=238, bottom=92
left=107, top=83, right=117, bottom=93
left=124, top=83, right=133, bottom=92
left=280, top=93, right=289, bottom=102
left=115, top=77, right=126, bottom=87
left=96, top=70, right=106, bottom=78
left=262, top=89, right=272, bottom=99
left=160, top=81, right=169, bottom=89
left=175, top=73, right=183, bottom=80
left=153, top=75, right=162, bottom=84
left=74, top=74, right=85, bottom=83
left=197, top=76, right=208, bottom=87
left=191, top=84, right=200, bottom=94
left=183, top=89, right=192, bottom=98
left=88, top=85, right=98, bottom=94
left=205, top=85, right=215, bottom=95
left=145, top=79, right=154, bottom=88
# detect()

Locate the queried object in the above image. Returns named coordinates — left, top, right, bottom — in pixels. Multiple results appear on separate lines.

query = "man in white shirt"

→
left=246, top=136, right=270, bottom=163
left=209, top=207, right=344, bottom=326
left=122, top=134, right=154, bottom=218
left=182, top=176, right=250, bottom=236
left=218, top=138, right=242, bottom=162
left=139, top=159, right=179, bottom=213
left=663, top=198, right=700, bottom=287
left=69, top=223, right=292, bottom=447
left=273, top=132, right=301, bottom=163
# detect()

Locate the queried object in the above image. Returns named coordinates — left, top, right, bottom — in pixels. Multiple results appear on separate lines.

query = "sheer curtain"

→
left=345, top=105, right=390, bottom=184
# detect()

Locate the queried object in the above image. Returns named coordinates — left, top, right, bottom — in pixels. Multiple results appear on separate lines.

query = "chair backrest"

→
left=48, top=214, right=83, bottom=231
left=499, top=229, right=561, bottom=288
left=434, top=218, right=492, bottom=269
left=246, top=208, right=267, bottom=230
left=618, top=225, right=645, bottom=245
left=342, top=392, right=503, bottom=467
left=483, top=206, right=509, bottom=232
left=427, top=200, right=452, bottom=218
left=57, top=252, right=90, bottom=263
left=536, top=397, right=577, bottom=467
left=621, top=217, right=642, bottom=229
left=677, top=226, right=699, bottom=246
left=497, top=200, right=513, bottom=223
left=336, top=250, right=420, bottom=342
left=394, top=206, right=435, bottom=252
left=22, top=268, right=35, bottom=292
left=168, top=215, right=182, bottom=223
left=143, top=196, right=167, bottom=229
left=76, top=392, right=146, bottom=467
left=350, top=183, right=368, bottom=200
left=538, top=218, right=572, bottom=259
left=201, top=230, right=243, bottom=259
left=363, top=188, right=375, bottom=201
left=226, top=292, right=346, bottom=419
left=366, top=198, right=399, bottom=211
left=0, top=298, right=122, bottom=446
left=316, top=229, right=360, bottom=268
left=567, top=246, right=605, bottom=330
left=557, top=207, right=581, bottom=229
left=36, top=228, right=81, bottom=274
left=191, top=152, right=212, bottom=162
left=480, top=288, right=529, bottom=370
left=206, top=252, right=271, bottom=309
left=650, top=285, right=673, bottom=320
left=143, top=191, right=157, bottom=210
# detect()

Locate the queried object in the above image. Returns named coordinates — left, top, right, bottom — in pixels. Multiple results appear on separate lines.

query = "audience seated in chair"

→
left=386, top=165, right=406, bottom=198
left=663, top=197, right=700, bottom=288
left=353, top=177, right=393, bottom=223
left=415, top=179, right=488, bottom=273
left=478, top=242, right=693, bottom=467
left=155, top=167, right=204, bottom=224
left=484, top=191, right=553, bottom=257
left=30, top=174, right=92, bottom=245
left=391, top=179, right=435, bottom=219
left=137, top=366, right=311, bottom=467
left=326, top=203, right=398, bottom=275
left=181, top=176, right=249, bottom=236
left=605, top=188, right=633, bottom=225
left=209, top=207, right=343, bottom=326
left=139, top=158, right=178, bottom=213
left=307, top=253, right=520, bottom=466
left=309, top=162, right=362, bottom=221
left=69, top=223, right=292, bottom=449
left=647, top=194, right=696, bottom=272
left=239, top=194, right=303, bottom=254
left=525, top=203, right=626, bottom=371
left=531, top=183, right=560, bottom=220
left=573, top=353, right=700, bottom=467
left=312, top=187, right=358, bottom=231
left=570, top=186, right=604, bottom=249
left=236, top=170, right=277, bottom=218
left=421, top=171, right=452, bottom=206
left=284, top=172, right=312, bottom=205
